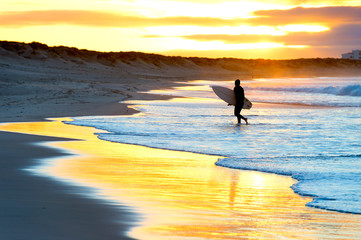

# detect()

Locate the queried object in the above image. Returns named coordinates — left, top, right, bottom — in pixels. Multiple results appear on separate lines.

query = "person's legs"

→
left=240, top=114, right=248, bottom=124
left=234, top=105, right=248, bottom=124
left=234, top=105, right=241, bottom=124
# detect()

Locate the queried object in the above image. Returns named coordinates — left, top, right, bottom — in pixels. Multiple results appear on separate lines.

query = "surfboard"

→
left=211, top=85, right=252, bottom=109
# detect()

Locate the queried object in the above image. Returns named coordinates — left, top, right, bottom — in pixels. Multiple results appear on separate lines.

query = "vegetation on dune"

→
left=1, top=41, right=361, bottom=77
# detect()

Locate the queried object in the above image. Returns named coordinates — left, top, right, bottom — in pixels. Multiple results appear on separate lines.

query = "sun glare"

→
left=279, top=24, right=330, bottom=33
left=132, top=0, right=290, bottom=18
left=144, top=25, right=286, bottom=37
left=168, top=39, right=294, bottom=51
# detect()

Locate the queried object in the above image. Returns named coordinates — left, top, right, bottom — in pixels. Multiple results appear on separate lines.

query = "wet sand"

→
left=1, top=119, right=361, bottom=239
left=0, top=130, right=137, bottom=240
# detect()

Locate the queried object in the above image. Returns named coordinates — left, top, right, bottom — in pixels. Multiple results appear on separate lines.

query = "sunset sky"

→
left=0, top=0, right=360, bottom=59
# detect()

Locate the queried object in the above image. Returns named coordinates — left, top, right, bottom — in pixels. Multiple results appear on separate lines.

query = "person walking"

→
left=233, top=79, right=248, bottom=125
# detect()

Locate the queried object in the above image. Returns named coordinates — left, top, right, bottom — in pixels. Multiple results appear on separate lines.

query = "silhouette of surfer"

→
left=234, top=79, right=248, bottom=125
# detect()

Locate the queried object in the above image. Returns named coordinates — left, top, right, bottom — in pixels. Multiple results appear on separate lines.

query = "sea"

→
left=66, top=77, right=361, bottom=214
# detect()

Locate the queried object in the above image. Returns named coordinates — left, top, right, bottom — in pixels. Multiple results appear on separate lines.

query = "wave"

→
left=215, top=156, right=361, bottom=214
left=247, top=84, right=361, bottom=97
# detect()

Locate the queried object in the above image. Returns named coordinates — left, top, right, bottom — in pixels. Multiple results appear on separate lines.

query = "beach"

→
left=1, top=42, right=361, bottom=239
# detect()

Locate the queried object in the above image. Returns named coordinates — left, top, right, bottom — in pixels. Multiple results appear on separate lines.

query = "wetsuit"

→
left=234, top=85, right=246, bottom=124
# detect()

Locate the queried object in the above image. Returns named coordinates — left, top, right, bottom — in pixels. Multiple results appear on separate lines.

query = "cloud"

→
left=1, top=6, right=360, bottom=29
left=0, top=10, right=246, bottom=28
left=127, top=0, right=358, bottom=6
left=251, top=6, right=361, bottom=26
left=175, top=22, right=361, bottom=51
left=143, top=6, right=361, bottom=51
left=282, top=24, right=361, bottom=48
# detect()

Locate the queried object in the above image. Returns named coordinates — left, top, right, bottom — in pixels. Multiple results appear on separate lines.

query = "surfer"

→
left=234, top=79, right=248, bottom=125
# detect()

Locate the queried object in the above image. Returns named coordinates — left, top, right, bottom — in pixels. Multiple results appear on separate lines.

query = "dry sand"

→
left=0, top=46, right=173, bottom=122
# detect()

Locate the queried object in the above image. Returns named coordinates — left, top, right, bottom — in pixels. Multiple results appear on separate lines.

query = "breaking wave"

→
left=248, top=84, right=361, bottom=97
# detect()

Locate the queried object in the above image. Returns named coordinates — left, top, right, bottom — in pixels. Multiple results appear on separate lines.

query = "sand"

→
left=0, top=131, right=137, bottom=240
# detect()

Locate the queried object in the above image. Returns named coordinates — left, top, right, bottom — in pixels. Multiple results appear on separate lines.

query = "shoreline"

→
left=2, top=117, right=361, bottom=239
left=0, top=130, right=137, bottom=240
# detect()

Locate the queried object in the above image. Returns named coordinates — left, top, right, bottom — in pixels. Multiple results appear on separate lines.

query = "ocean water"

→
left=66, top=77, right=361, bottom=214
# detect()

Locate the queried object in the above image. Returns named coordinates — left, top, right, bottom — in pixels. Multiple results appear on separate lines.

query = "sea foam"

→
left=246, top=84, right=361, bottom=97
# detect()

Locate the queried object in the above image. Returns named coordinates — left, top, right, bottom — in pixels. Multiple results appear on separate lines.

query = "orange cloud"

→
left=1, top=6, right=360, bottom=29
left=251, top=6, right=361, bottom=26
left=0, top=10, right=246, bottom=28
left=172, top=22, right=361, bottom=50
left=281, top=24, right=361, bottom=48
left=144, top=6, right=361, bottom=51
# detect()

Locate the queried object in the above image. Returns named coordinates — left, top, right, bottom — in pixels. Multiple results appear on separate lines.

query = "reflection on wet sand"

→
left=1, top=119, right=361, bottom=239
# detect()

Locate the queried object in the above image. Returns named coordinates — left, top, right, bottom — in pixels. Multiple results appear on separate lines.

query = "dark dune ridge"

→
left=2, top=40, right=361, bottom=78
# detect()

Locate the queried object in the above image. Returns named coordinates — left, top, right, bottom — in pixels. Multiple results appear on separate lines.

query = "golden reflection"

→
left=148, top=86, right=211, bottom=95
left=1, top=119, right=361, bottom=239
left=128, top=97, right=220, bottom=105
left=174, top=85, right=212, bottom=91
left=251, top=172, right=266, bottom=189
